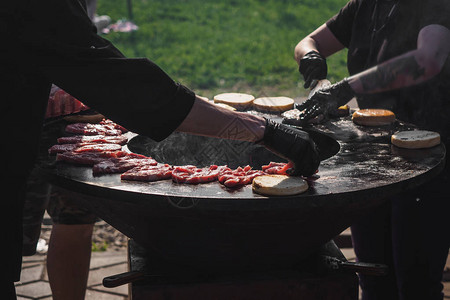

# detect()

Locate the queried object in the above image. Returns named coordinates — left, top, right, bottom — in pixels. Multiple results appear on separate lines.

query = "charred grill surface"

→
left=42, top=113, right=445, bottom=272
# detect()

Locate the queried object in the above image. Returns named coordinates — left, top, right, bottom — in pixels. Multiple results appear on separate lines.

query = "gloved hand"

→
left=296, top=78, right=355, bottom=123
left=261, top=119, right=319, bottom=176
left=299, top=50, right=328, bottom=89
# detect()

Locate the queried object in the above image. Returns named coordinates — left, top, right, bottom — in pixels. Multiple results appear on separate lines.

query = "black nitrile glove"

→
left=299, top=50, right=328, bottom=89
left=296, top=78, right=355, bottom=123
left=262, top=119, right=320, bottom=176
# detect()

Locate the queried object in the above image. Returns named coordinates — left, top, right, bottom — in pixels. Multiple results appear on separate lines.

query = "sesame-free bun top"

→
left=213, top=93, right=255, bottom=109
left=252, top=175, right=308, bottom=196
left=253, top=96, right=294, bottom=113
left=352, top=109, right=395, bottom=126
left=391, top=130, right=440, bottom=149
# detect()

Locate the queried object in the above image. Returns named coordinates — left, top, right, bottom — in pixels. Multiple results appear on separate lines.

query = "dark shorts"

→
left=22, top=120, right=98, bottom=256
left=46, top=186, right=98, bottom=225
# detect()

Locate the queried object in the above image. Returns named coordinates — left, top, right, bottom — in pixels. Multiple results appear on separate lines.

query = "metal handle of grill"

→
left=339, top=261, right=389, bottom=276
left=103, top=271, right=145, bottom=288
left=321, top=255, right=389, bottom=276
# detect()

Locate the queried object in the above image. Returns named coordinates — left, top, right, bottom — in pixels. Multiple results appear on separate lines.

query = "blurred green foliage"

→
left=98, top=0, right=349, bottom=97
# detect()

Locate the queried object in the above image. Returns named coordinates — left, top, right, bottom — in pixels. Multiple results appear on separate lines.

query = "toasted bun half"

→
left=391, top=130, right=440, bottom=149
left=253, top=96, right=294, bottom=113
left=214, top=103, right=237, bottom=111
left=252, top=175, right=308, bottom=196
left=352, top=109, right=395, bottom=126
left=213, top=93, right=255, bottom=110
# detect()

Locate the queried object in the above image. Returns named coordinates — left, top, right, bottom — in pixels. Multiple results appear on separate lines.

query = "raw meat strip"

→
left=56, top=150, right=128, bottom=166
left=171, top=165, right=228, bottom=184
left=57, top=135, right=128, bottom=145
left=121, top=164, right=173, bottom=182
left=99, top=119, right=128, bottom=133
left=48, top=143, right=80, bottom=154
left=65, top=122, right=122, bottom=136
left=218, top=165, right=265, bottom=188
left=262, top=161, right=294, bottom=175
left=93, top=154, right=158, bottom=175
left=49, top=143, right=122, bottom=154
left=72, top=143, right=122, bottom=153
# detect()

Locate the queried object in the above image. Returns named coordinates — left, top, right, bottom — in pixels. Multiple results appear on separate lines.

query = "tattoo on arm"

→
left=359, top=56, right=425, bottom=92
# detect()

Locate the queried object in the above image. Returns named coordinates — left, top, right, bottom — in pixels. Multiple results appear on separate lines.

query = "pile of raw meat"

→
left=45, top=86, right=89, bottom=118
left=49, top=120, right=293, bottom=188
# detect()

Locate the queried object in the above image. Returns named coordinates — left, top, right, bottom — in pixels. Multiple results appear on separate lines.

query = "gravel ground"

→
left=91, top=220, right=128, bottom=251
left=38, top=217, right=128, bottom=254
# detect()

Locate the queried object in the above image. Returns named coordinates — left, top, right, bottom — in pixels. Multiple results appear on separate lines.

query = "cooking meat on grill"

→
left=121, top=164, right=173, bottom=181
left=65, top=122, right=123, bottom=136
left=262, top=161, right=294, bottom=175
left=49, top=143, right=122, bottom=154
left=92, top=153, right=158, bottom=175
left=71, top=143, right=122, bottom=153
left=99, top=119, right=128, bottom=133
left=171, top=165, right=229, bottom=184
left=56, top=150, right=128, bottom=165
left=218, top=165, right=265, bottom=188
left=48, top=143, right=81, bottom=154
left=57, top=135, right=128, bottom=145
left=53, top=122, right=298, bottom=187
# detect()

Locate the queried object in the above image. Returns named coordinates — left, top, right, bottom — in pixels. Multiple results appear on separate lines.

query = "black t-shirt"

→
left=326, top=0, right=450, bottom=143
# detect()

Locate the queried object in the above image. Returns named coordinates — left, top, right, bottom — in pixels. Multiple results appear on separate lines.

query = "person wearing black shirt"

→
left=0, top=1, right=319, bottom=298
left=293, top=0, right=450, bottom=299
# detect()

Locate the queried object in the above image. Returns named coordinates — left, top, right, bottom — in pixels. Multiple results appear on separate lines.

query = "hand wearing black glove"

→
left=299, top=50, right=328, bottom=89
left=296, top=78, right=355, bottom=123
left=262, top=119, right=319, bottom=177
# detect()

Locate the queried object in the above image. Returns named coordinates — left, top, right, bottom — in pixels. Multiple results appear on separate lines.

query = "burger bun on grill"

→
left=391, top=130, right=440, bottom=149
left=352, top=109, right=395, bottom=126
left=213, top=93, right=255, bottom=110
left=253, top=96, right=294, bottom=113
left=252, top=175, right=308, bottom=196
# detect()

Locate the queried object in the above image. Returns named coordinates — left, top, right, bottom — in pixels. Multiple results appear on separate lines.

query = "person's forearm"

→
left=347, top=50, right=441, bottom=94
left=176, top=96, right=266, bottom=142
left=347, top=24, right=450, bottom=95
left=295, top=37, right=319, bottom=65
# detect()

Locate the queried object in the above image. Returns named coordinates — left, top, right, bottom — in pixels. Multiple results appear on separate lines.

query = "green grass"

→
left=92, top=241, right=109, bottom=252
left=97, top=0, right=349, bottom=98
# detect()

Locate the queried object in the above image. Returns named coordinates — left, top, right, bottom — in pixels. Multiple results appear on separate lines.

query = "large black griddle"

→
left=42, top=113, right=445, bottom=273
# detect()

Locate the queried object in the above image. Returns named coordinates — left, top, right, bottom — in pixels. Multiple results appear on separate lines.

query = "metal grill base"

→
left=127, top=239, right=359, bottom=300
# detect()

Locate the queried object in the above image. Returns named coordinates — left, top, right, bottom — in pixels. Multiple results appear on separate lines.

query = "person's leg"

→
left=351, top=200, right=399, bottom=300
left=46, top=186, right=98, bottom=300
left=47, top=223, right=94, bottom=300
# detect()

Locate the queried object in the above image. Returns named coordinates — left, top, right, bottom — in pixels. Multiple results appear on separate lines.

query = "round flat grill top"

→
left=39, top=112, right=446, bottom=272
left=42, top=113, right=445, bottom=204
